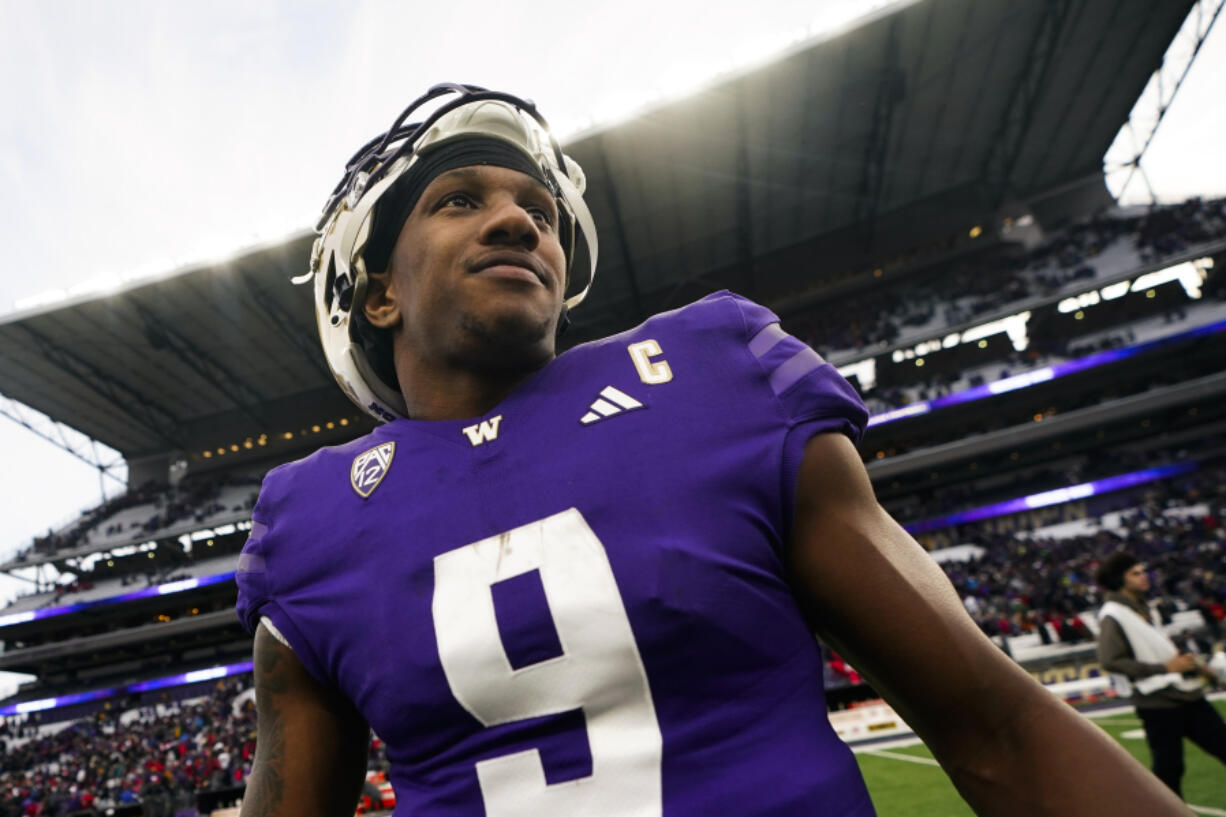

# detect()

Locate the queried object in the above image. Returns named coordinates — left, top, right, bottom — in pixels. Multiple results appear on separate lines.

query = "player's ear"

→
left=363, top=268, right=400, bottom=330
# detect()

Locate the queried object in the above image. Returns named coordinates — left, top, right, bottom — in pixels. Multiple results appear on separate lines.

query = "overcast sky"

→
left=0, top=0, right=1224, bottom=600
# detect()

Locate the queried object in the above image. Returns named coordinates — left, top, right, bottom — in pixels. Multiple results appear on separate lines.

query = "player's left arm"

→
left=241, top=623, right=371, bottom=817
left=788, top=432, right=1191, bottom=817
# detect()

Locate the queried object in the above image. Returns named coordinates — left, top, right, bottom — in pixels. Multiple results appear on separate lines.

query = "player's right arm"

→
left=789, top=432, right=1192, bottom=817
left=241, top=622, right=371, bottom=817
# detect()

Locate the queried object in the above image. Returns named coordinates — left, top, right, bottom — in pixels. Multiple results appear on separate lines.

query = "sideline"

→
left=861, top=749, right=940, bottom=767
left=860, top=744, right=1226, bottom=817
left=849, top=690, right=1225, bottom=754
left=852, top=692, right=1226, bottom=816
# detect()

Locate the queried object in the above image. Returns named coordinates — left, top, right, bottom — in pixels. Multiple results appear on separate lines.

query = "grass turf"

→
left=855, top=698, right=1226, bottom=816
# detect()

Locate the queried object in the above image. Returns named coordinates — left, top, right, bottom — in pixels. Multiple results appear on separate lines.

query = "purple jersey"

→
left=237, top=292, right=874, bottom=816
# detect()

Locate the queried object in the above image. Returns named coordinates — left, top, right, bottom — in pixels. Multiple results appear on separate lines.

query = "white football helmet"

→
left=301, top=83, right=598, bottom=422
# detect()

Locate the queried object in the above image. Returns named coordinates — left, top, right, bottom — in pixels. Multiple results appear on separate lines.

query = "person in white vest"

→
left=1096, top=552, right=1226, bottom=797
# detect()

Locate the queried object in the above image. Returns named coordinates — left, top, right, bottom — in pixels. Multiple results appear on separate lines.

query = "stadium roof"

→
left=0, top=0, right=1196, bottom=462
left=0, top=235, right=356, bottom=459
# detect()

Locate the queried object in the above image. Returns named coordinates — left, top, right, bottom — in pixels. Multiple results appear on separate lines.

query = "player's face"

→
left=1122, top=563, right=1149, bottom=595
left=384, top=164, right=567, bottom=370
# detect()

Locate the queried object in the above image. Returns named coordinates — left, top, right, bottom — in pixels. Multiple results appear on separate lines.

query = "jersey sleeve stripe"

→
left=748, top=322, right=789, bottom=358
left=767, top=346, right=827, bottom=397
left=237, top=552, right=266, bottom=573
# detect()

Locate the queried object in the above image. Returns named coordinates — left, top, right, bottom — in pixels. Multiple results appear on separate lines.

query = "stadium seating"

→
left=939, top=468, right=1225, bottom=655
left=861, top=295, right=1226, bottom=416
left=1, top=555, right=240, bottom=618
left=5, top=478, right=258, bottom=571
left=797, top=196, right=1226, bottom=362
left=0, top=676, right=393, bottom=817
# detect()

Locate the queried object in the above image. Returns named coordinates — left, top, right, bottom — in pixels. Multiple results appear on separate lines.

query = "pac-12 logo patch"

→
left=351, top=441, right=395, bottom=499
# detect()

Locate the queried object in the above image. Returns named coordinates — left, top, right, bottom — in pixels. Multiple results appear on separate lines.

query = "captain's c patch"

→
left=351, top=441, right=395, bottom=499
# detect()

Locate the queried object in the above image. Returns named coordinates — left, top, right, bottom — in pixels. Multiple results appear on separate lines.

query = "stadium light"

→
left=865, top=316, right=1226, bottom=428
left=836, top=358, right=877, bottom=391
left=124, top=660, right=254, bottom=695
left=869, top=403, right=930, bottom=425
left=904, top=462, right=1198, bottom=535
left=3, top=688, right=117, bottom=716
left=0, top=571, right=238, bottom=631
left=1131, top=259, right=1207, bottom=299
left=1058, top=258, right=1210, bottom=315
left=0, top=611, right=35, bottom=628
left=960, top=311, right=1032, bottom=352
left=885, top=310, right=1034, bottom=366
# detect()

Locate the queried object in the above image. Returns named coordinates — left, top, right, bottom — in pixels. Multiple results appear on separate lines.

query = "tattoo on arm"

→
left=244, top=626, right=290, bottom=816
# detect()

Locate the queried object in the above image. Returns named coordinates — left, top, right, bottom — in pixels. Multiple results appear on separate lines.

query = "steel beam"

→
left=789, top=49, right=820, bottom=242
left=595, top=136, right=646, bottom=321
left=19, top=325, right=185, bottom=450
left=1104, top=0, right=1224, bottom=201
left=910, top=0, right=976, bottom=202
left=734, top=79, right=757, bottom=296
left=819, top=43, right=855, bottom=229
left=0, top=393, right=126, bottom=486
left=877, top=0, right=933, bottom=213
left=132, top=302, right=272, bottom=431
left=854, top=15, right=906, bottom=249
left=241, top=275, right=332, bottom=381
left=980, top=0, right=1073, bottom=206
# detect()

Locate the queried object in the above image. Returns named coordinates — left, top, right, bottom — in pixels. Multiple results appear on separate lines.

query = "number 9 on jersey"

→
left=432, top=508, right=664, bottom=817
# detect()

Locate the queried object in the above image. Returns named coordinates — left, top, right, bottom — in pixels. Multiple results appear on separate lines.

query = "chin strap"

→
left=556, top=307, right=572, bottom=339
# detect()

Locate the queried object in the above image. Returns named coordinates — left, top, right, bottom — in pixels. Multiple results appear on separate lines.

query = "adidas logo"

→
left=581, top=386, right=644, bottom=425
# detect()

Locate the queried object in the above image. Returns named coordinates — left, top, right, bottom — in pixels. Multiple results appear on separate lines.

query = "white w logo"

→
left=461, top=415, right=503, bottom=446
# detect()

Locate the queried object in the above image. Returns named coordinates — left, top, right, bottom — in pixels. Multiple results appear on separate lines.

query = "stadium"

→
left=1, top=0, right=1224, bottom=814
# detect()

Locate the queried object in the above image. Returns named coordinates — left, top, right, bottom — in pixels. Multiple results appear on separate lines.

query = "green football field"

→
left=854, top=697, right=1226, bottom=816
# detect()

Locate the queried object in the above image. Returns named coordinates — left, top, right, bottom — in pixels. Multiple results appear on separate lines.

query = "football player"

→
left=236, top=84, right=1189, bottom=816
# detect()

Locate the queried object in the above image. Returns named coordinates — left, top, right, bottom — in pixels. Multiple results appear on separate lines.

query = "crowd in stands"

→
left=1132, top=196, right=1226, bottom=262
left=885, top=433, right=1224, bottom=525
left=862, top=277, right=1224, bottom=423
left=19, top=483, right=164, bottom=563
left=104, top=480, right=245, bottom=542
left=0, top=678, right=391, bottom=817
left=11, top=477, right=258, bottom=566
left=941, top=464, right=1226, bottom=647
left=790, top=195, right=1226, bottom=360
left=0, top=678, right=252, bottom=816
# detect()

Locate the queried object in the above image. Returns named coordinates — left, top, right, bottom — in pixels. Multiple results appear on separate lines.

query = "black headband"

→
left=364, top=136, right=551, bottom=274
